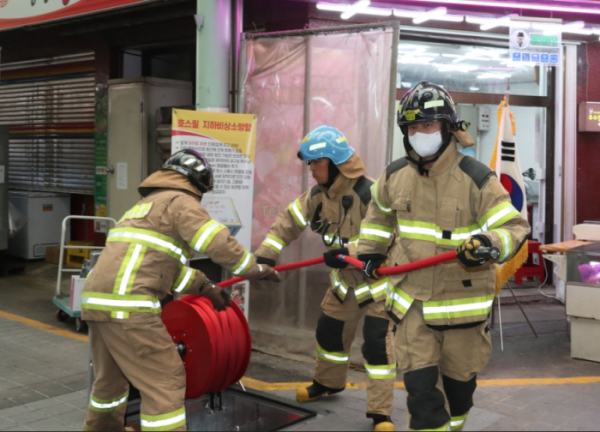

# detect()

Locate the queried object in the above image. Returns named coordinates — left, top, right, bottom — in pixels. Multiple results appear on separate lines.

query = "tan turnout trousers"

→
left=83, top=317, right=187, bottom=431
left=395, top=301, right=492, bottom=431
left=315, top=288, right=396, bottom=417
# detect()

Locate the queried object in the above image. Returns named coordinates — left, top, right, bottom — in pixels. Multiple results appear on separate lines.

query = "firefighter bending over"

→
left=82, top=150, right=280, bottom=431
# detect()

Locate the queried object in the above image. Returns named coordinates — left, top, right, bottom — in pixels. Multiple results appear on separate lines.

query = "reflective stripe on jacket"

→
left=255, top=161, right=380, bottom=305
left=357, top=142, right=530, bottom=326
left=82, top=170, right=263, bottom=323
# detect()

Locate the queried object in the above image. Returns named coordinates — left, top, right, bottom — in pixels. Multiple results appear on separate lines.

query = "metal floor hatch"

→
left=125, top=387, right=317, bottom=431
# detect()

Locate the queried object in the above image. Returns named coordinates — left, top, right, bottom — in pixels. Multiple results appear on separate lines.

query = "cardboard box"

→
left=45, top=246, right=66, bottom=265
left=70, top=276, right=87, bottom=312
left=571, top=317, right=600, bottom=363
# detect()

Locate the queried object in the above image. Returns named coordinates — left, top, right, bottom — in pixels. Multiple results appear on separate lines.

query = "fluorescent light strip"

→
left=481, top=15, right=514, bottom=31
left=317, top=2, right=596, bottom=32
left=394, top=9, right=463, bottom=22
left=317, top=3, right=392, bottom=16
left=341, top=0, right=370, bottom=20
left=413, top=7, right=447, bottom=24
left=477, top=73, right=511, bottom=79
left=416, top=0, right=600, bottom=16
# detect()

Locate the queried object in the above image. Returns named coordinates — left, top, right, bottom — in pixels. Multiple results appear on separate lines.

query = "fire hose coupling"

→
left=472, top=246, right=500, bottom=261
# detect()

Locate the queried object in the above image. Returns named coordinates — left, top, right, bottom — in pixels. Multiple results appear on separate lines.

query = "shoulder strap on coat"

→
left=310, top=184, right=322, bottom=199
left=458, top=156, right=496, bottom=190
left=386, top=157, right=409, bottom=180
left=352, top=176, right=373, bottom=206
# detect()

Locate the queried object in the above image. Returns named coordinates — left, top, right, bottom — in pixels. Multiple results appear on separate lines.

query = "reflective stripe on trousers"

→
left=140, top=407, right=186, bottom=431
left=316, top=344, right=350, bottom=365
left=89, top=391, right=129, bottom=412
left=364, top=364, right=396, bottom=380
left=450, top=414, right=468, bottom=431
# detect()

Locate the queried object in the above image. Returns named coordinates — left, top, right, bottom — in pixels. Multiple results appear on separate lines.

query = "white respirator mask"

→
left=408, top=131, right=443, bottom=158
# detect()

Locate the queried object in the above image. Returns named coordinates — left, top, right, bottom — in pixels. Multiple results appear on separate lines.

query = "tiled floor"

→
left=1, top=290, right=600, bottom=430
left=0, top=318, right=88, bottom=412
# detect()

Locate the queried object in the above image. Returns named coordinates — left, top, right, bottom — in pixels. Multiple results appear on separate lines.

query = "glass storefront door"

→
left=392, top=40, right=554, bottom=243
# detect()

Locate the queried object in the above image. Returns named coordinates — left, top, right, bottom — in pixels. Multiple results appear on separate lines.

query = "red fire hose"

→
left=163, top=247, right=497, bottom=398
left=217, top=256, right=326, bottom=288
left=337, top=251, right=458, bottom=277
left=218, top=251, right=459, bottom=287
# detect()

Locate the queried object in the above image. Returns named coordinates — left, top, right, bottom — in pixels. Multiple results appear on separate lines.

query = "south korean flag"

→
left=492, top=99, right=527, bottom=221
left=490, top=97, right=528, bottom=292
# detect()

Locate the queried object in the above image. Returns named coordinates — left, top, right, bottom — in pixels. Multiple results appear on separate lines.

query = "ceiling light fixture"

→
left=437, top=64, right=479, bottom=72
left=453, top=56, right=491, bottom=62
left=316, top=2, right=596, bottom=33
left=413, top=7, right=447, bottom=24
left=316, top=2, right=394, bottom=17
left=477, top=73, right=511, bottom=79
left=416, top=0, right=600, bottom=16
left=480, top=15, right=514, bottom=31
left=341, top=0, right=370, bottom=19
left=393, top=8, right=463, bottom=22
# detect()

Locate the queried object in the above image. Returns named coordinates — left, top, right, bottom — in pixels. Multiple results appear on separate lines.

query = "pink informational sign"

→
left=0, top=0, right=153, bottom=31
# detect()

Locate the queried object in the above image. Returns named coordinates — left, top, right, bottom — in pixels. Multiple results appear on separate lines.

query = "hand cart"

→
left=53, top=215, right=117, bottom=332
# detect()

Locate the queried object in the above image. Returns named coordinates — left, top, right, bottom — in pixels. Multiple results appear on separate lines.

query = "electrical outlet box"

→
left=478, top=107, right=491, bottom=131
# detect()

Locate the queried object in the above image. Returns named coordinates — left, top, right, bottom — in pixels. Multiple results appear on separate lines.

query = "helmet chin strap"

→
left=402, top=124, right=452, bottom=168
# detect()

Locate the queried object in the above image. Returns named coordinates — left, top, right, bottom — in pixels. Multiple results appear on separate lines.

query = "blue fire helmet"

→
left=297, top=125, right=355, bottom=166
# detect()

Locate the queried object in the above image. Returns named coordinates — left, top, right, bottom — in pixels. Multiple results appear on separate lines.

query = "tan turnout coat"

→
left=82, top=170, right=263, bottom=323
left=357, top=140, right=530, bottom=326
left=255, top=154, right=382, bottom=305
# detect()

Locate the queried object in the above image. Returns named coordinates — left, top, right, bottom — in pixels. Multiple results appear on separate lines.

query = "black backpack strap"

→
left=385, top=157, right=409, bottom=180
left=458, top=156, right=496, bottom=190
left=353, top=176, right=373, bottom=206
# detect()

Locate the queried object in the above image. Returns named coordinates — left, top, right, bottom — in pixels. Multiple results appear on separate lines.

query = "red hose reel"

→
left=162, top=295, right=251, bottom=399
left=161, top=247, right=498, bottom=399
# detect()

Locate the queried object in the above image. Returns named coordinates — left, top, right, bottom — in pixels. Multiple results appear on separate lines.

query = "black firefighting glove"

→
left=256, top=256, right=276, bottom=268
left=323, top=247, right=349, bottom=269
left=202, top=282, right=232, bottom=311
left=456, top=234, right=492, bottom=267
left=358, top=253, right=387, bottom=279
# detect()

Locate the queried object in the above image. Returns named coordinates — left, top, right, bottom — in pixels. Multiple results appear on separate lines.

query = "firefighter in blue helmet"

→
left=255, top=126, right=397, bottom=431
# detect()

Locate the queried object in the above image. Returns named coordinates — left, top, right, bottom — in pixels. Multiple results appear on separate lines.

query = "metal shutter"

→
left=0, top=53, right=95, bottom=194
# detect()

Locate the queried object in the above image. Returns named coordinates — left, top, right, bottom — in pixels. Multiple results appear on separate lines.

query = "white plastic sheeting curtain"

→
left=241, top=28, right=394, bottom=360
